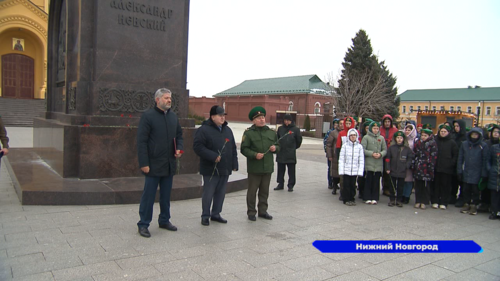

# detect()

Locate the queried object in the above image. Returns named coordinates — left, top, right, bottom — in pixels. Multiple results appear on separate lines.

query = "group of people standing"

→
left=135, top=88, right=498, bottom=238
left=136, top=89, right=302, bottom=237
left=325, top=114, right=500, bottom=221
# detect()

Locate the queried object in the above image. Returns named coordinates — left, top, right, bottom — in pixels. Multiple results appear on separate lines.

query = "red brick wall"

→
left=189, top=93, right=334, bottom=125
left=188, top=96, right=219, bottom=119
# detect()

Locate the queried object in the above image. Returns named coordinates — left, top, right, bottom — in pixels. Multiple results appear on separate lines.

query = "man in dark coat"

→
left=274, top=114, right=302, bottom=192
left=451, top=119, right=467, bottom=207
left=193, top=106, right=238, bottom=226
left=136, top=88, right=183, bottom=238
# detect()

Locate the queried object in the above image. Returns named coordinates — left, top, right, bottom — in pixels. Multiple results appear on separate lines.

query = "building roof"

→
left=399, top=87, right=500, bottom=102
left=214, top=74, right=332, bottom=97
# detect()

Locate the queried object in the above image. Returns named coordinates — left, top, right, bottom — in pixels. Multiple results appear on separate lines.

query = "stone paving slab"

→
left=1, top=128, right=500, bottom=280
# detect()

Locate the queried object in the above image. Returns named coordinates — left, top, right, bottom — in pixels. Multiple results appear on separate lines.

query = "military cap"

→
left=369, top=121, right=381, bottom=132
left=438, top=124, right=451, bottom=132
left=249, top=106, right=266, bottom=120
left=422, top=124, right=432, bottom=130
left=421, top=128, right=433, bottom=135
left=394, top=131, right=405, bottom=138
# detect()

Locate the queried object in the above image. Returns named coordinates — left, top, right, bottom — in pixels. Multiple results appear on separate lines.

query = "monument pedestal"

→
left=6, top=148, right=247, bottom=205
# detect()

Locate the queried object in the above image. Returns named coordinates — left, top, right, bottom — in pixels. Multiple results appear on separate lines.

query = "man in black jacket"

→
left=136, top=88, right=183, bottom=238
left=193, top=106, right=238, bottom=226
left=274, top=114, right=302, bottom=192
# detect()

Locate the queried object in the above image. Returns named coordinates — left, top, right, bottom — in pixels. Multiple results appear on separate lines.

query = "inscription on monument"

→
left=110, top=0, right=173, bottom=32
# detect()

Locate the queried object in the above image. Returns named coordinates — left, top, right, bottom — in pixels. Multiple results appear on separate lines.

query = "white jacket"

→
left=339, top=128, right=365, bottom=176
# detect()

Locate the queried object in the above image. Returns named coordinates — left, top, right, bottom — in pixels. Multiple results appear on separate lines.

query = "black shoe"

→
left=332, top=189, right=337, bottom=195
left=288, top=188, right=293, bottom=192
left=159, top=222, right=177, bottom=231
left=489, top=214, right=499, bottom=220
left=338, top=195, right=343, bottom=201
left=138, top=227, right=151, bottom=238
left=201, top=218, right=209, bottom=226
left=248, top=215, right=256, bottom=221
left=258, top=213, right=273, bottom=220
left=328, top=184, right=333, bottom=189
left=211, top=216, right=227, bottom=223
left=274, top=185, right=284, bottom=190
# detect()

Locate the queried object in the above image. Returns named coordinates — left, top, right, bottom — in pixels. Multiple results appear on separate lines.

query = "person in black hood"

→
left=275, top=114, right=302, bottom=192
left=451, top=119, right=467, bottom=207
left=193, top=106, right=238, bottom=226
left=431, top=124, right=459, bottom=209
left=457, top=128, right=489, bottom=215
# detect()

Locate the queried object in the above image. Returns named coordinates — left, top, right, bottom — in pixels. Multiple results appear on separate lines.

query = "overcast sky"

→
left=186, top=0, right=500, bottom=97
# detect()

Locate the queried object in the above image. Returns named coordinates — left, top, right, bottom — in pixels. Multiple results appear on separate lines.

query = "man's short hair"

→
left=154, top=88, right=172, bottom=100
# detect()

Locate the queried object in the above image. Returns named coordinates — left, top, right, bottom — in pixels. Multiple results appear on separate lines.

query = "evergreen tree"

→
left=303, top=115, right=311, bottom=131
left=336, top=29, right=399, bottom=121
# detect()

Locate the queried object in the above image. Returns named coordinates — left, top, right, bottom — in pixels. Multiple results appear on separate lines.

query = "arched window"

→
left=314, top=102, right=321, bottom=114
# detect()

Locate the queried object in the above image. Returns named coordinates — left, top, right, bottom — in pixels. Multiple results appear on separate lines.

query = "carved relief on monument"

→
left=98, top=88, right=180, bottom=114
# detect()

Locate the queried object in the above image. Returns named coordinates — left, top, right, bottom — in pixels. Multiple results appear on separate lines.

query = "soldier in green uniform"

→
left=241, top=106, right=280, bottom=221
left=0, top=116, right=9, bottom=156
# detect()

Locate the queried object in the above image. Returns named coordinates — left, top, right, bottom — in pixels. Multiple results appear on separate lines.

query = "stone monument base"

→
left=5, top=148, right=248, bottom=205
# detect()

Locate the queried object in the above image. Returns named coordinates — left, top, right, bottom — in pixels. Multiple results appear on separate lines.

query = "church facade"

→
left=0, top=0, right=49, bottom=99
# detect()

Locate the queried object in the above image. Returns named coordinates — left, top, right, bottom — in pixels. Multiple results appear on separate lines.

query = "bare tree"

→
left=325, top=70, right=395, bottom=120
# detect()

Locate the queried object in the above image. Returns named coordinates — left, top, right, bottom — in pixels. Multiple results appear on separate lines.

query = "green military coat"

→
left=241, top=125, right=280, bottom=174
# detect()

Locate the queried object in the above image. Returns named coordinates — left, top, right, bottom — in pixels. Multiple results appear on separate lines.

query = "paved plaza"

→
left=0, top=124, right=499, bottom=280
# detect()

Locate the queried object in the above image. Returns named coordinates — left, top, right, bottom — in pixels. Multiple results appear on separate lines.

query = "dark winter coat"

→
left=137, top=107, right=183, bottom=177
left=452, top=119, right=467, bottom=148
left=435, top=132, right=459, bottom=175
left=193, top=119, right=238, bottom=176
left=276, top=122, right=302, bottom=164
left=457, top=128, right=489, bottom=184
left=241, top=125, right=280, bottom=174
left=385, top=138, right=414, bottom=179
left=413, top=134, right=438, bottom=181
left=488, top=144, right=500, bottom=192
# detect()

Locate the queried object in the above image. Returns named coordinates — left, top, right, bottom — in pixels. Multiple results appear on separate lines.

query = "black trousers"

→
left=277, top=162, right=296, bottom=189
left=363, top=171, right=381, bottom=201
left=357, top=171, right=366, bottom=198
left=414, top=180, right=430, bottom=205
left=327, top=159, right=332, bottom=187
left=431, top=172, right=452, bottom=206
left=201, top=175, right=228, bottom=219
left=463, top=183, right=480, bottom=205
left=491, top=189, right=500, bottom=215
left=342, top=175, right=357, bottom=203
left=389, top=177, right=405, bottom=201
left=382, top=168, right=391, bottom=194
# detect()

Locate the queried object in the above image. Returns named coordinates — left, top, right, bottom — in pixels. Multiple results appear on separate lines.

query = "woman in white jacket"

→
left=339, top=128, right=365, bottom=206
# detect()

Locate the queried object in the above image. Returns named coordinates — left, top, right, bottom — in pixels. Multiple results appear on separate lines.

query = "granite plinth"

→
left=33, top=117, right=198, bottom=179
left=5, top=148, right=248, bottom=205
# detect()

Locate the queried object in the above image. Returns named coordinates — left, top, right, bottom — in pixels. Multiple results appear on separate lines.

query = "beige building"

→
left=399, top=87, right=500, bottom=127
left=0, top=0, right=49, bottom=99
